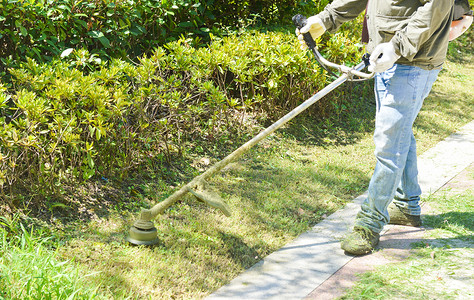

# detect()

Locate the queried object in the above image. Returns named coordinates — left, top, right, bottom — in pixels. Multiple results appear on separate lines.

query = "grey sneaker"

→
left=388, top=203, right=422, bottom=227
left=341, top=226, right=380, bottom=256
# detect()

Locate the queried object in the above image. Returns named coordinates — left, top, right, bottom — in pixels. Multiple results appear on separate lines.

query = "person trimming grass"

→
left=297, top=0, right=472, bottom=255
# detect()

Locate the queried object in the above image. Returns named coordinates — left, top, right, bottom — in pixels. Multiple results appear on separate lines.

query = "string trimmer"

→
left=126, top=15, right=375, bottom=245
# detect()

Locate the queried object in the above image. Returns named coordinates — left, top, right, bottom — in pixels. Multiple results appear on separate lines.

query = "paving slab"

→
left=207, top=121, right=474, bottom=300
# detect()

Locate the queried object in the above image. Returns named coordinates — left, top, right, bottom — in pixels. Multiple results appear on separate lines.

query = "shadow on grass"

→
left=423, top=211, right=474, bottom=233
left=217, top=232, right=263, bottom=269
left=280, top=83, right=376, bottom=148
left=220, top=160, right=370, bottom=234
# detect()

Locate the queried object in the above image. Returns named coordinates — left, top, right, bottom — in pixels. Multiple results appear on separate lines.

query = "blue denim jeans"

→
left=355, top=64, right=440, bottom=233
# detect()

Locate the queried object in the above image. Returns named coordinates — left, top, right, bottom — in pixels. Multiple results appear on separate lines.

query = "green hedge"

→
left=0, top=0, right=328, bottom=67
left=0, top=23, right=364, bottom=203
left=0, top=0, right=215, bottom=63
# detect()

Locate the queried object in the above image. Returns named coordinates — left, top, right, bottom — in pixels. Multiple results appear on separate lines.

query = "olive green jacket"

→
left=317, top=0, right=454, bottom=70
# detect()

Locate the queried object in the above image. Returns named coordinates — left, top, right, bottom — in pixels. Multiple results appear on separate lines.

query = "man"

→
left=296, top=0, right=455, bottom=255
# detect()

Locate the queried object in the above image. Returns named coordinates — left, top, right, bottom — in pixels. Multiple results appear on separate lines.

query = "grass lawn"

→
left=1, top=34, right=473, bottom=299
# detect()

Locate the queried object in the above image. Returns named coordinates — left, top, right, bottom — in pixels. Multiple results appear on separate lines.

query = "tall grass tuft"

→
left=0, top=215, right=101, bottom=299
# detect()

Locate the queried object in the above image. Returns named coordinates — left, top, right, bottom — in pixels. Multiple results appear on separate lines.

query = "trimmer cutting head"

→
left=127, top=220, right=159, bottom=246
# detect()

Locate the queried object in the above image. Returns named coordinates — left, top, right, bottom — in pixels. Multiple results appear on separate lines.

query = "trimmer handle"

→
left=292, top=14, right=317, bottom=50
left=293, top=14, right=375, bottom=80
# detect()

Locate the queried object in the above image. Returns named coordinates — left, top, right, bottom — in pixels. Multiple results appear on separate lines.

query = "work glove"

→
left=368, top=42, right=401, bottom=73
left=295, top=16, right=326, bottom=50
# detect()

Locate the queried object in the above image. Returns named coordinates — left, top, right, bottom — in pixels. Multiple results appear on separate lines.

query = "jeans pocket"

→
left=406, top=67, right=421, bottom=89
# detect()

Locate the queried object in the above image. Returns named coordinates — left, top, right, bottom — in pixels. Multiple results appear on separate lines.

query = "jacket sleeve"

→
left=391, top=0, right=454, bottom=61
left=317, top=0, right=368, bottom=32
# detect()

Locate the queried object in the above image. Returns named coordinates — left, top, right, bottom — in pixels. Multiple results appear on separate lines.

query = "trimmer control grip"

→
left=292, top=14, right=317, bottom=50
left=293, top=14, right=374, bottom=80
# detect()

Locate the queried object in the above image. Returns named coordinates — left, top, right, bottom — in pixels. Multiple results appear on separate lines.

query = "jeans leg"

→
left=393, top=132, right=422, bottom=215
left=355, top=64, right=440, bottom=233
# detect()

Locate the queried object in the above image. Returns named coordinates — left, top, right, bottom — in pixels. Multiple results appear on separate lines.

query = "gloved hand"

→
left=368, top=42, right=401, bottom=73
left=295, top=16, right=326, bottom=50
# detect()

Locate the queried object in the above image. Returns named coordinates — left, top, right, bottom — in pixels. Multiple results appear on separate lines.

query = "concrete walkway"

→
left=207, top=120, right=474, bottom=300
